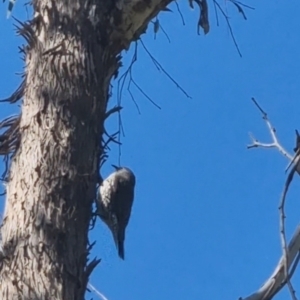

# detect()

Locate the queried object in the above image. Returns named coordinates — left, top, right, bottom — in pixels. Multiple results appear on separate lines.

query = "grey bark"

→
left=0, top=0, right=170, bottom=299
left=241, top=225, right=300, bottom=300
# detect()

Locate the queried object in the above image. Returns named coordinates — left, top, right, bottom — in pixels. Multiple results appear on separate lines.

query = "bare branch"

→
left=244, top=99, right=300, bottom=300
left=228, top=0, right=255, bottom=20
left=174, top=0, right=185, bottom=25
left=247, top=98, right=293, bottom=161
left=0, top=79, right=25, bottom=103
left=87, top=282, right=109, bottom=300
left=140, top=40, right=192, bottom=99
left=103, top=131, right=122, bottom=150
left=229, top=0, right=255, bottom=10
left=213, top=0, right=219, bottom=26
left=105, top=106, right=123, bottom=120
left=279, top=163, right=299, bottom=300
left=157, top=21, right=171, bottom=43
left=117, top=43, right=138, bottom=108
left=213, top=0, right=242, bottom=57
left=131, top=78, right=162, bottom=110
left=128, top=89, right=141, bottom=115
left=241, top=226, right=300, bottom=300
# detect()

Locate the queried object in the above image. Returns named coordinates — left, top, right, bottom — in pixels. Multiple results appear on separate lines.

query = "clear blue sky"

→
left=1, top=1, right=300, bottom=299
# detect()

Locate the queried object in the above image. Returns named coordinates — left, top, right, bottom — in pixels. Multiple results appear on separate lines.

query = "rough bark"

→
left=0, top=0, right=170, bottom=299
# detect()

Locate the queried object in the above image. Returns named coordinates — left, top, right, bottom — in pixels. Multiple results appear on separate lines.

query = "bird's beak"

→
left=111, top=164, right=119, bottom=170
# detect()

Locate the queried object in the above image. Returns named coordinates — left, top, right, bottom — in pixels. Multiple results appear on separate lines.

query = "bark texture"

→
left=0, top=0, right=170, bottom=299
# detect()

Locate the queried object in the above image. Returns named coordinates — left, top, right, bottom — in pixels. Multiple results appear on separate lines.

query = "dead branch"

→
left=241, top=226, right=300, bottom=300
left=105, top=106, right=123, bottom=120
left=159, top=22, right=171, bottom=42
left=279, top=162, right=299, bottom=300
left=213, top=0, right=242, bottom=57
left=140, top=40, right=191, bottom=99
left=118, top=42, right=162, bottom=111
left=243, top=98, right=300, bottom=300
left=0, top=79, right=25, bottom=103
left=174, top=1, right=185, bottom=25
left=117, top=43, right=138, bottom=108
left=247, top=98, right=293, bottom=161
left=87, top=282, right=109, bottom=300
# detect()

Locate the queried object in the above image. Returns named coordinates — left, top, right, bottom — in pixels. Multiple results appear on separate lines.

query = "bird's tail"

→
left=110, top=216, right=125, bottom=260
left=118, top=239, right=125, bottom=260
left=116, top=229, right=125, bottom=260
left=112, top=231, right=125, bottom=259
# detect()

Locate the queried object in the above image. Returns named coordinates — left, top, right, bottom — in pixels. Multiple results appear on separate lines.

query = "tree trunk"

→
left=0, top=0, right=170, bottom=299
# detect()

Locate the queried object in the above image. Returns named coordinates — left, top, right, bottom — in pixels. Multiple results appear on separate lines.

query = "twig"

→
left=116, top=44, right=139, bottom=165
left=117, top=42, right=161, bottom=111
left=103, top=131, right=121, bottom=150
left=117, top=43, right=138, bottom=107
left=247, top=98, right=293, bottom=161
left=128, top=89, right=141, bottom=115
left=229, top=0, right=255, bottom=10
left=105, top=106, right=123, bottom=120
left=87, top=282, right=109, bottom=300
left=125, top=58, right=161, bottom=110
left=131, top=78, right=161, bottom=109
left=213, top=0, right=242, bottom=57
left=213, top=0, right=220, bottom=26
left=228, top=0, right=255, bottom=20
left=159, top=22, right=171, bottom=43
left=174, top=0, right=185, bottom=25
left=140, top=40, right=191, bottom=99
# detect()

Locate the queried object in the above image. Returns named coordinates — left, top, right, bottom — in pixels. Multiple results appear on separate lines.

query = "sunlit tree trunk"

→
left=0, top=0, right=169, bottom=298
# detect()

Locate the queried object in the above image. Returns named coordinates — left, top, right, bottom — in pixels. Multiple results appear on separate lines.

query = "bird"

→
left=97, top=165, right=136, bottom=260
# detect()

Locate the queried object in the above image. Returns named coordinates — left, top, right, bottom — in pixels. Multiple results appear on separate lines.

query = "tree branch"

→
left=279, top=163, right=299, bottom=300
left=241, top=226, right=300, bottom=300
left=247, top=98, right=293, bottom=161
left=243, top=98, right=300, bottom=300
left=87, top=282, right=109, bottom=300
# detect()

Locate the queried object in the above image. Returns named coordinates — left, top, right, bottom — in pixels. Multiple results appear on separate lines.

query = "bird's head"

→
left=111, top=165, right=136, bottom=184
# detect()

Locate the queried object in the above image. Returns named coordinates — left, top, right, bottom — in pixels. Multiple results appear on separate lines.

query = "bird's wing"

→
left=115, top=178, right=135, bottom=228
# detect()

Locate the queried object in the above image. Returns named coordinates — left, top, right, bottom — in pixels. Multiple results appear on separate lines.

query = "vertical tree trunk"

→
left=0, top=0, right=169, bottom=298
left=0, top=1, right=118, bottom=299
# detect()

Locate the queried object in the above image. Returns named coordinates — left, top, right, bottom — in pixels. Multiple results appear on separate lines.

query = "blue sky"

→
left=1, top=1, right=300, bottom=299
